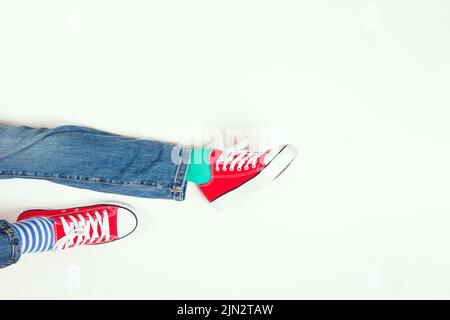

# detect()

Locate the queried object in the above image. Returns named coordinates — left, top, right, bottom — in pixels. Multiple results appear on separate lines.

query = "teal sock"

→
left=186, top=148, right=213, bottom=184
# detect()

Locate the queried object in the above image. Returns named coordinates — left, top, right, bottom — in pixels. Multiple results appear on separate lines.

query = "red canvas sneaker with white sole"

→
left=198, top=142, right=298, bottom=210
left=17, top=204, right=138, bottom=251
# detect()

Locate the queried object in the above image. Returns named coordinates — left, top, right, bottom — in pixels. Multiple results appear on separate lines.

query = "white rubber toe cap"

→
left=263, top=145, right=285, bottom=165
left=263, top=144, right=298, bottom=166
left=116, top=206, right=138, bottom=239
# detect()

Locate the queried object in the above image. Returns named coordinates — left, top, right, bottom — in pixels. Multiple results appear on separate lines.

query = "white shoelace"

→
left=53, top=210, right=110, bottom=251
left=215, top=142, right=265, bottom=172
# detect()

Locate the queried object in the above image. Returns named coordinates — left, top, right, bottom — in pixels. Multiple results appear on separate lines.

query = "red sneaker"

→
left=17, top=204, right=138, bottom=251
left=198, top=143, right=298, bottom=210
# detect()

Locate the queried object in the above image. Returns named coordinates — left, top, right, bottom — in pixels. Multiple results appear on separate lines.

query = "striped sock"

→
left=11, top=218, right=55, bottom=254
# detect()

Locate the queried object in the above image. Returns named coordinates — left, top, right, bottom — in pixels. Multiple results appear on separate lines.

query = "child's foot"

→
left=14, top=204, right=137, bottom=252
left=198, top=142, right=298, bottom=210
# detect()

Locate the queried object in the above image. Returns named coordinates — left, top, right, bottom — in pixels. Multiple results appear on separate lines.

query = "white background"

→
left=0, top=0, right=450, bottom=299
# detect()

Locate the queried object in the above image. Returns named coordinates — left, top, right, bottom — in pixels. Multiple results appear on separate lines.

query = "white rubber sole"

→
left=210, top=144, right=298, bottom=211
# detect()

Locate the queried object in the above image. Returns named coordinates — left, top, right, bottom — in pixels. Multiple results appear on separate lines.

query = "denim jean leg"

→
left=0, top=220, right=21, bottom=268
left=0, top=125, right=191, bottom=200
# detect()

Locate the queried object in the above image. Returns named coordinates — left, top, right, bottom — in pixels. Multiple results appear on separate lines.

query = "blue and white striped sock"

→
left=12, top=218, right=55, bottom=253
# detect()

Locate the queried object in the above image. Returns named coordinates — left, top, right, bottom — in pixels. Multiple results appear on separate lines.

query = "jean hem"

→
left=0, top=220, right=21, bottom=269
left=171, top=146, right=191, bottom=201
left=0, top=172, right=173, bottom=188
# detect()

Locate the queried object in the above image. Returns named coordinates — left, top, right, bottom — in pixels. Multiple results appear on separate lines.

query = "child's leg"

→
left=0, top=125, right=191, bottom=200
left=1, top=203, right=138, bottom=268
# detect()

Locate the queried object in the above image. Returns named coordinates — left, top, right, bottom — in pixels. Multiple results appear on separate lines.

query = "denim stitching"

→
left=171, top=146, right=191, bottom=200
left=0, top=172, right=179, bottom=191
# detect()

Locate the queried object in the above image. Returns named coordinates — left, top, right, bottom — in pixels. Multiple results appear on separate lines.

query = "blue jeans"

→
left=0, top=125, right=191, bottom=268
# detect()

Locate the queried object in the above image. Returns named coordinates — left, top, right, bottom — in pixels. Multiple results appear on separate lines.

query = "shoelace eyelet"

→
left=244, top=166, right=249, bottom=170
left=54, top=211, right=110, bottom=251
left=252, top=164, right=257, bottom=169
left=229, top=167, right=234, bottom=172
